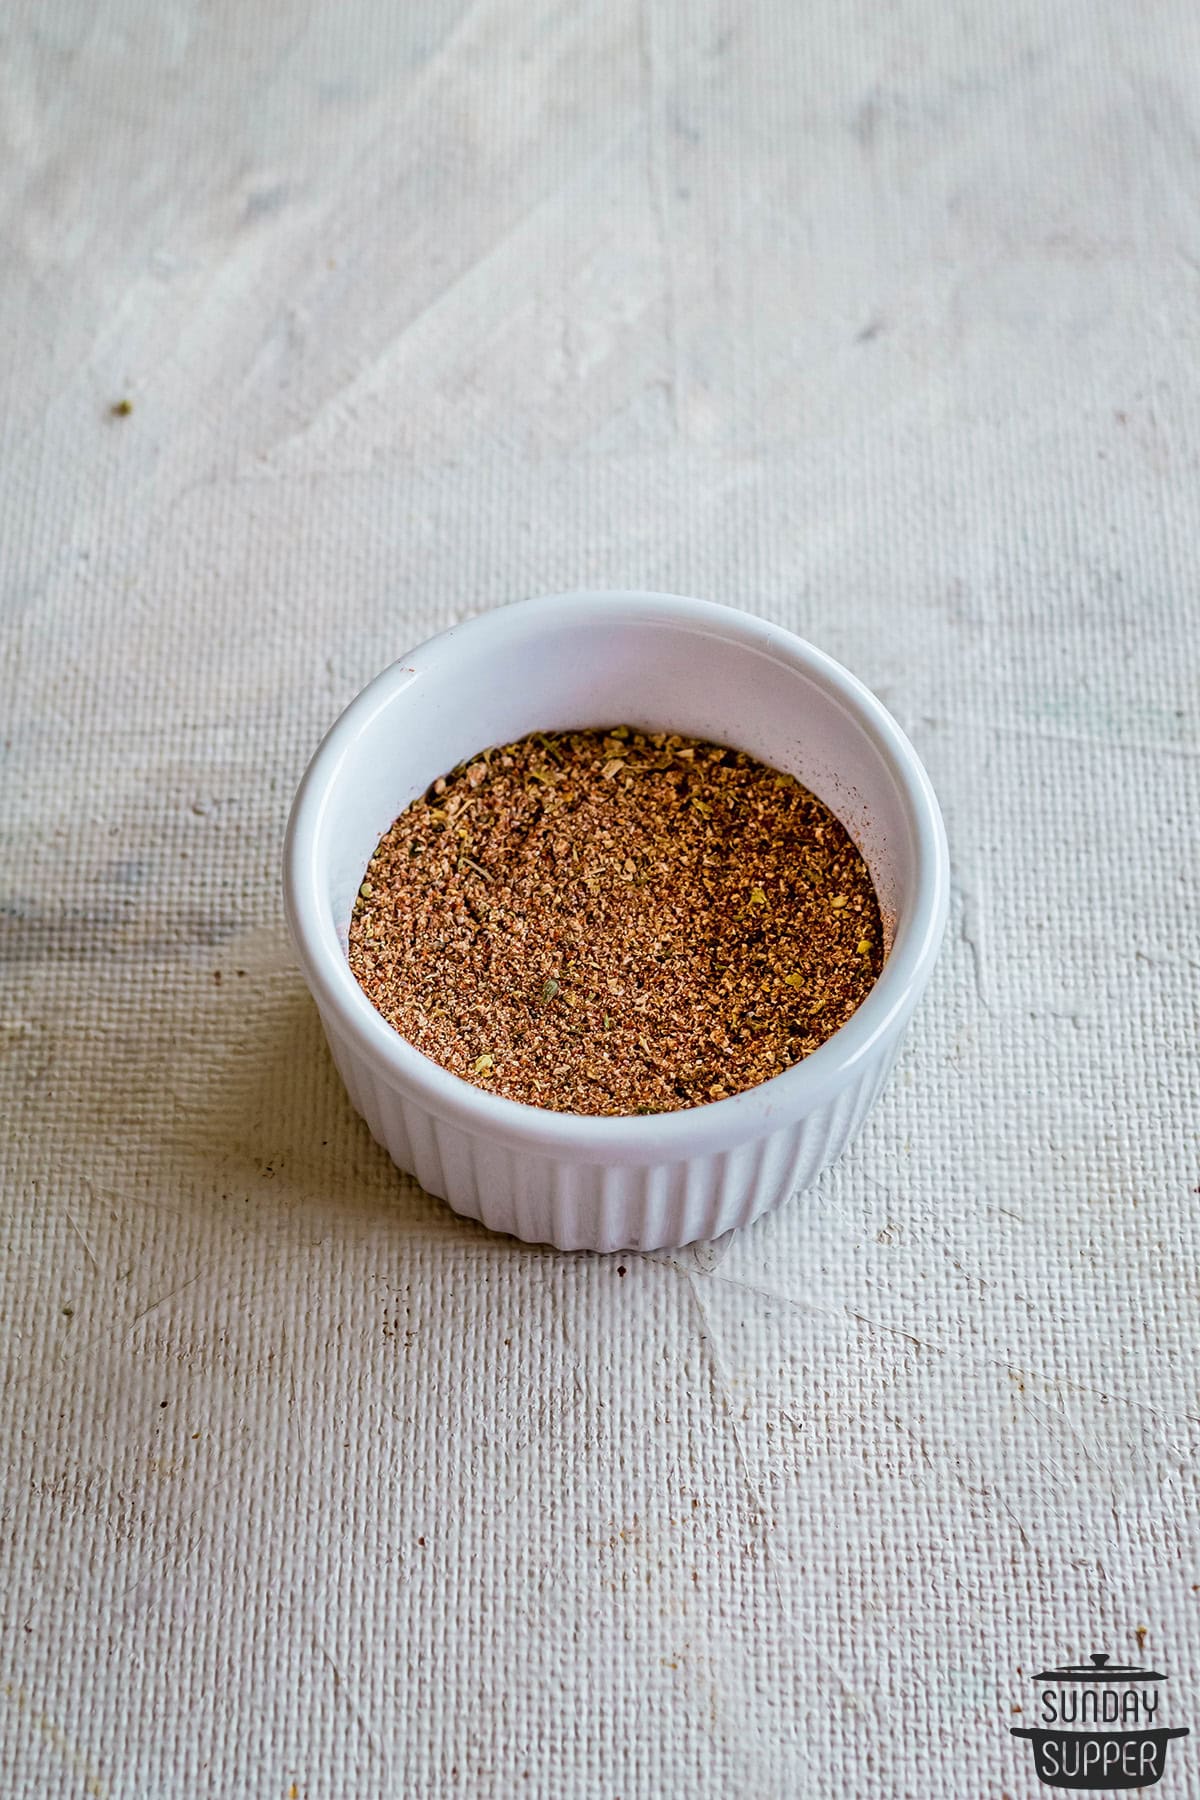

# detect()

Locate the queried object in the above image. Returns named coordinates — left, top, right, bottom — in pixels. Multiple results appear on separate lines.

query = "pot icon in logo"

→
left=1012, top=1651, right=1189, bottom=1789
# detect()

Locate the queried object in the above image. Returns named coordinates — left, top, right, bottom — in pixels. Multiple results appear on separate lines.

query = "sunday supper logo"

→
left=1011, top=1651, right=1190, bottom=1790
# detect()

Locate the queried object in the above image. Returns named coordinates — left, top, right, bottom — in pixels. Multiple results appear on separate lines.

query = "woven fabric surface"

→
left=2, top=2, right=1198, bottom=1795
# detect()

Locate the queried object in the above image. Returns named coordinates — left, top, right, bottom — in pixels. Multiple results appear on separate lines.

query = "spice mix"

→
left=349, top=727, right=883, bottom=1116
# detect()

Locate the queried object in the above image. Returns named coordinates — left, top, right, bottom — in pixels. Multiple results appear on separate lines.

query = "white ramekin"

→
left=284, top=592, right=948, bottom=1252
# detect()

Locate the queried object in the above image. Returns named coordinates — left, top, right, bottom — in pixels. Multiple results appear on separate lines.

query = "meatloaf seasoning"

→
left=348, top=727, right=884, bottom=1116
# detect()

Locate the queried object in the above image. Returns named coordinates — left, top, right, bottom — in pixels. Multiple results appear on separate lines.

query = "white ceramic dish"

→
left=284, top=592, right=949, bottom=1252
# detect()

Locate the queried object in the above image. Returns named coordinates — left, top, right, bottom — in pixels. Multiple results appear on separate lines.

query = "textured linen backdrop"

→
left=2, top=2, right=1198, bottom=1795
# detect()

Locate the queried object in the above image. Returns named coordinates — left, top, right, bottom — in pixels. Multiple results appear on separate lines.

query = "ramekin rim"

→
left=283, top=591, right=949, bottom=1159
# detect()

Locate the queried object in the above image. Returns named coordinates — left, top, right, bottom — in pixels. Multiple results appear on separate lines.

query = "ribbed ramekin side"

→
left=319, top=1015, right=908, bottom=1252
left=321, top=1018, right=369, bottom=1123
left=791, top=1053, right=880, bottom=1194
left=322, top=1015, right=447, bottom=1200
left=471, top=1135, right=537, bottom=1242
